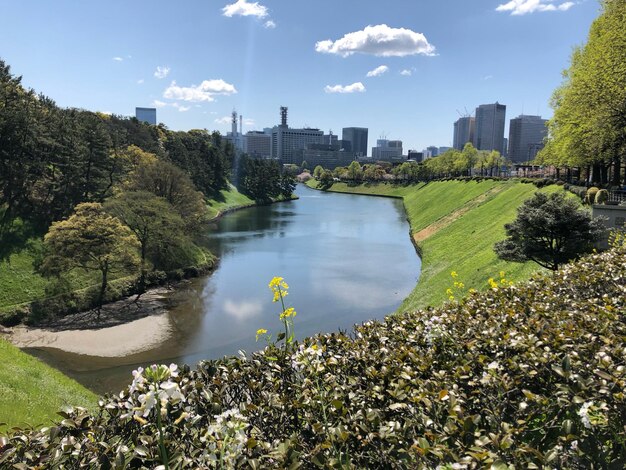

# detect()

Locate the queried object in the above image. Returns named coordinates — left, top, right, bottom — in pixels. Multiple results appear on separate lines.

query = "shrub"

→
left=1, top=245, right=625, bottom=468
left=585, top=186, right=600, bottom=204
left=595, top=188, right=609, bottom=204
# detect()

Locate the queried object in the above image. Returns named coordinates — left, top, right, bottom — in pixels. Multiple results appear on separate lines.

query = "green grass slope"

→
left=306, top=179, right=568, bottom=310
left=0, top=338, right=96, bottom=431
left=206, top=183, right=256, bottom=220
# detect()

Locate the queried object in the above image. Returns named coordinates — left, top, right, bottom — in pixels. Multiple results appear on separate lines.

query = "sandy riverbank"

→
left=3, top=288, right=175, bottom=357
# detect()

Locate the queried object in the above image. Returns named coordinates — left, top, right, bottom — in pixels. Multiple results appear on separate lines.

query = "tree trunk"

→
left=600, top=165, right=609, bottom=186
left=613, top=156, right=622, bottom=186
left=98, top=261, right=109, bottom=318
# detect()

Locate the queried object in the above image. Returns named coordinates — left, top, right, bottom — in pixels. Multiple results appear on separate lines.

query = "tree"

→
left=39, top=203, right=140, bottom=311
left=313, top=165, right=324, bottom=179
left=346, top=161, right=363, bottom=182
left=104, top=191, right=187, bottom=291
left=494, top=192, right=604, bottom=271
left=538, top=0, right=626, bottom=185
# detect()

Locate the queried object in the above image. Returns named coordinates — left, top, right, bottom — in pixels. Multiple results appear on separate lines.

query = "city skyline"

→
left=0, top=0, right=600, bottom=152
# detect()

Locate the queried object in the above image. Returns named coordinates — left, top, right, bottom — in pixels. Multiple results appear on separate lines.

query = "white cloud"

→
left=152, top=100, right=167, bottom=108
left=324, top=82, right=366, bottom=94
left=315, top=24, right=435, bottom=58
left=496, top=0, right=576, bottom=15
left=172, top=103, right=191, bottom=112
left=163, top=79, right=237, bottom=102
left=215, top=116, right=232, bottom=125
left=222, top=0, right=268, bottom=18
left=264, top=19, right=276, bottom=29
left=137, top=79, right=145, bottom=84
left=154, top=66, right=170, bottom=79
left=223, top=299, right=262, bottom=321
left=112, top=56, right=124, bottom=62
left=483, top=74, right=494, bottom=80
left=366, top=65, right=389, bottom=77
left=400, top=69, right=412, bottom=76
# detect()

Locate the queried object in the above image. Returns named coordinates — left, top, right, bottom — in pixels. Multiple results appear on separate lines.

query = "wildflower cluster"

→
left=260, top=276, right=298, bottom=349
left=446, top=271, right=467, bottom=302
left=488, top=270, right=514, bottom=289
left=2, top=244, right=625, bottom=468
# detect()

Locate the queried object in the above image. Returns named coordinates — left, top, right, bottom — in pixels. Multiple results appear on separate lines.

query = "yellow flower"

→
left=449, top=296, right=455, bottom=301
left=451, top=271, right=458, bottom=279
left=269, top=276, right=289, bottom=302
left=488, top=278, right=498, bottom=289
left=499, top=271, right=505, bottom=279
left=457, top=282, right=465, bottom=289
left=255, top=328, right=268, bottom=341
left=279, top=307, right=297, bottom=320
left=469, top=288, right=477, bottom=294
left=446, top=288, right=454, bottom=296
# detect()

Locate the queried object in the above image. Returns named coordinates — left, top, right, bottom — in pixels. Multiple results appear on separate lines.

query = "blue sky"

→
left=0, top=0, right=599, bottom=152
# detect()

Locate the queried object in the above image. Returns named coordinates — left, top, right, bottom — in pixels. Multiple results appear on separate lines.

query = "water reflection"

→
left=26, top=185, right=421, bottom=394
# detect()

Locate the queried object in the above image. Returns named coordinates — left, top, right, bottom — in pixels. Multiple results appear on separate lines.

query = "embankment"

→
left=306, top=179, right=565, bottom=310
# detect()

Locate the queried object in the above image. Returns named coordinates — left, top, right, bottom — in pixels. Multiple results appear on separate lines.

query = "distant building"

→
left=453, top=116, right=475, bottom=150
left=136, top=107, right=156, bottom=125
left=372, top=139, right=403, bottom=161
left=226, top=110, right=245, bottom=153
left=323, top=133, right=339, bottom=146
left=342, top=127, right=369, bottom=157
left=425, top=146, right=439, bottom=159
left=473, top=103, right=506, bottom=154
left=508, top=115, right=548, bottom=163
left=297, top=143, right=356, bottom=169
left=408, top=150, right=423, bottom=162
left=438, top=146, right=452, bottom=154
left=270, top=106, right=324, bottom=164
left=245, top=131, right=271, bottom=158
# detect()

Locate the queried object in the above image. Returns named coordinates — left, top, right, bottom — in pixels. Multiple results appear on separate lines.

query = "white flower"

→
left=578, top=401, right=593, bottom=429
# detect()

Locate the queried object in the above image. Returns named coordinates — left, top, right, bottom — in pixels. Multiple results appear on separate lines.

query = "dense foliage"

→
left=0, top=59, right=234, bottom=259
left=495, top=192, right=605, bottom=270
left=2, top=242, right=624, bottom=468
left=237, top=155, right=296, bottom=201
left=538, top=0, right=626, bottom=186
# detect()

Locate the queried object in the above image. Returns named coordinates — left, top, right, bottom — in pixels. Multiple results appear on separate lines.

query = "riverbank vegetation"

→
left=306, top=179, right=569, bottom=309
left=2, top=243, right=624, bottom=467
left=0, top=58, right=293, bottom=326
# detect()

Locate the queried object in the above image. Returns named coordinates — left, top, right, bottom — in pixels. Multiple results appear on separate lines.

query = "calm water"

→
left=27, top=185, right=421, bottom=394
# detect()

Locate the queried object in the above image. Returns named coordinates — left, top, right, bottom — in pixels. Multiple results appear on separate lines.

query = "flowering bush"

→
left=1, top=244, right=625, bottom=468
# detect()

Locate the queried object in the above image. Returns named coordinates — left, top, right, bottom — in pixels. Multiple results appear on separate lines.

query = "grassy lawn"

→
left=206, top=184, right=256, bottom=219
left=0, top=338, right=97, bottom=431
left=306, top=179, right=570, bottom=310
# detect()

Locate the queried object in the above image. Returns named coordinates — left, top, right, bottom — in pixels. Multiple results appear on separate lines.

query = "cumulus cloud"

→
left=496, top=0, right=576, bottom=15
left=152, top=100, right=167, bottom=108
left=154, top=66, right=170, bottom=79
left=222, top=0, right=268, bottom=18
left=315, top=24, right=435, bottom=58
left=137, top=79, right=145, bottom=84
left=112, top=57, right=124, bottom=62
left=163, top=79, right=237, bottom=102
left=400, top=69, right=412, bottom=76
left=264, top=19, right=276, bottom=29
left=324, top=82, right=366, bottom=94
left=215, top=116, right=232, bottom=125
left=366, top=65, right=389, bottom=77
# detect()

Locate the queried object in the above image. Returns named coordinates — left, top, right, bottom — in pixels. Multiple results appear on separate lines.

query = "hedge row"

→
left=1, top=242, right=624, bottom=468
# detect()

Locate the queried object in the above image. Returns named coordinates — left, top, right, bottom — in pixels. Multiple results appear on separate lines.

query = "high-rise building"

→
left=245, top=131, right=271, bottom=158
left=372, top=139, right=403, bottom=161
left=226, top=110, right=245, bottom=153
left=507, top=115, right=548, bottom=163
left=425, top=146, right=439, bottom=159
left=453, top=117, right=475, bottom=150
left=473, top=103, right=506, bottom=154
left=342, top=127, right=369, bottom=157
left=136, top=107, right=156, bottom=125
left=270, top=107, right=324, bottom=164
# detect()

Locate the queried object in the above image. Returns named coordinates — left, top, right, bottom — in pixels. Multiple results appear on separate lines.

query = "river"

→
left=26, top=185, right=421, bottom=394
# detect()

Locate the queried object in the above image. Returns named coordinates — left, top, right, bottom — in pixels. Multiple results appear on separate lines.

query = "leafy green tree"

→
left=39, top=203, right=140, bottom=310
left=313, top=165, right=324, bottom=178
left=346, top=161, right=363, bottom=182
left=104, top=191, right=186, bottom=290
left=494, top=192, right=604, bottom=271
left=318, top=169, right=334, bottom=190
left=125, top=157, right=208, bottom=233
left=538, top=0, right=626, bottom=185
